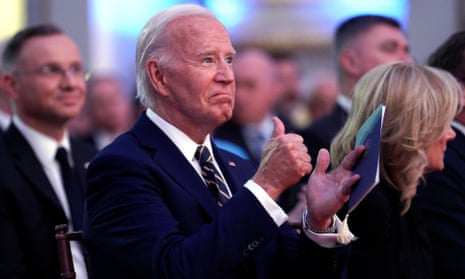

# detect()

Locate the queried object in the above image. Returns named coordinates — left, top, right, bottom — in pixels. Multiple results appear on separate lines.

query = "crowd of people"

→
left=0, top=3, right=464, bottom=279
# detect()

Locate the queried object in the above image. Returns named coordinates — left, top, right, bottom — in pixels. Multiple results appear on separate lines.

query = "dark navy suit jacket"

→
left=0, top=125, right=96, bottom=278
left=84, top=113, right=349, bottom=279
left=416, top=126, right=465, bottom=279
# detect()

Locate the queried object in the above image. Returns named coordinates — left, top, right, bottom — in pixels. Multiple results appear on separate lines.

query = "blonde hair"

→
left=331, top=62, right=461, bottom=214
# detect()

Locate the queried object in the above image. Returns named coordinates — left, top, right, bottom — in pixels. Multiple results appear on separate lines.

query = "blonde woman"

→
left=330, top=62, right=461, bottom=278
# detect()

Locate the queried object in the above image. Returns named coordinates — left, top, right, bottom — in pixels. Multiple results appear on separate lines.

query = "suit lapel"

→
left=212, top=145, right=249, bottom=195
left=70, top=138, right=96, bottom=199
left=5, top=125, right=63, bottom=212
left=133, top=115, right=221, bottom=215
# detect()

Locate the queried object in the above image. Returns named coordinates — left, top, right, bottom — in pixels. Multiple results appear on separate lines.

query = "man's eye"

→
left=41, top=65, right=62, bottom=74
left=70, top=64, right=84, bottom=74
left=380, top=42, right=398, bottom=53
left=203, top=58, right=213, bottom=63
left=225, top=57, right=233, bottom=64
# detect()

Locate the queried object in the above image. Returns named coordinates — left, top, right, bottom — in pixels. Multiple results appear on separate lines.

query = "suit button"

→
left=332, top=260, right=338, bottom=271
left=242, top=248, right=250, bottom=257
left=250, top=240, right=260, bottom=248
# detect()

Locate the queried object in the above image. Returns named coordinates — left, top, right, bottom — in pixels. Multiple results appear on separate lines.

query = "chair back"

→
left=55, top=224, right=83, bottom=279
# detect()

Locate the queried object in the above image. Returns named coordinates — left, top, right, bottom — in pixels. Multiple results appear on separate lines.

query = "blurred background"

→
left=1, top=0, right=464, bottom=95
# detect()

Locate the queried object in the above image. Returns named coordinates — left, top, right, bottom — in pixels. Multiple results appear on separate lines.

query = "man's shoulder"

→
left=300, top=106, right=347, bottom=141
left=70, top=136, right=98, bottom=153
left=308, top=105, right=346, bottom=130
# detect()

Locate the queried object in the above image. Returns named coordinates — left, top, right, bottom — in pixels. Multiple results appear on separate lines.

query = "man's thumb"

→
left=313, top=148, right=330, bottom=174
left=271, top=117, right=285, bottom=138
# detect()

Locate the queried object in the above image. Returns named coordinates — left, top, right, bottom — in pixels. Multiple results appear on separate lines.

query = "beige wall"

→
left=409, top=0, right=464, bottom=64
left=27, top=0, right=89, bottom=68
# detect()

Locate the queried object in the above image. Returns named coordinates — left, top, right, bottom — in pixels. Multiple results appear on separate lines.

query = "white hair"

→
left=135, top=4, right=216, bottom=108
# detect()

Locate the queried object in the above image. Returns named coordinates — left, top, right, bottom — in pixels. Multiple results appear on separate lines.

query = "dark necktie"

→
left=55, top=147, right=83, bottom=230
left=195, top=145, right=230, bottom=206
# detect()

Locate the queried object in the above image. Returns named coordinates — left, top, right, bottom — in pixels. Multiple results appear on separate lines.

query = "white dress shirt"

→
left=337, top=93, right=352, bottom=113
left=0, top=110, right=11, bottom=131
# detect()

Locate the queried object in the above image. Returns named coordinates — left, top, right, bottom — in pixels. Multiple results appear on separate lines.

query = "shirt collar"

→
left=145, top=108, right=214, bottom=163
left=0, top=110, right=11, bottom=131
left=12, top=115, right=71, bottom=166
left=336, top=94, right=352, bottom=113
left=452, top=120, right=465, bottom=136
left=243, top=114, right=274, bottom=139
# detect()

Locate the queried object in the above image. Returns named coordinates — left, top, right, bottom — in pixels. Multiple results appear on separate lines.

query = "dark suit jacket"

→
left=84, top=113, right=349, bottom=279
left=343, top=180, right=433, bottom=279
left=0, top=124, right=97, bottom=279
left=416, top=127, right=465, bottom=278
left=299, top=104, right=348, bottom=161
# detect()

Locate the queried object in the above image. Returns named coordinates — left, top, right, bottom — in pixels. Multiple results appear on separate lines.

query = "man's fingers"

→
left=340, top=174, right=361, bottom=196
left=341, top=145, right=366, bottom=170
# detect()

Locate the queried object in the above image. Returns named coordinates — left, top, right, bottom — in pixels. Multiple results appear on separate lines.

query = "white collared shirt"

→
left=93, top=129, right=119, bottom=150
left=0, top=110, right=11, bottom=131
left=336, top=94, right=352, bottom=114
left=452, top=120, right=465, bottom=136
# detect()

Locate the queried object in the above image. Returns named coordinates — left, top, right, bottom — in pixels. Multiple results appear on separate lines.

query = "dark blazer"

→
left=343, top=180, right=433, bottom=279
left=84, top=113, right=349, bottom=279
left=416, top=127, right=465, bottom=279
left=0, top=124, right=97, bottom=279
left=299, top=104, right=348, bottom=161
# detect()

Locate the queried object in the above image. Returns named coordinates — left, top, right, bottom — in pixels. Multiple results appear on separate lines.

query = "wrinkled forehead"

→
left=168, top=16, right=231, bottom=46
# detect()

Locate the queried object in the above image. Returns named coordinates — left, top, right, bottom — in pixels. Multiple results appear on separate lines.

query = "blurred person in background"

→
left=0, top=24, right=96, bottom=279
left=299, top=14, right=413, bottom=162
left=81, top=74, right=134, bottom=150
left=292, top=71, right=339, bottom=129
left=273, top=53, right=301, bottom=132
left=67, top=100, right=93, bottom=138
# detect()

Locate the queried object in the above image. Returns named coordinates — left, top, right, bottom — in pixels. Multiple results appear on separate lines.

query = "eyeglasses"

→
left=14, top=64, right=90, bottom=80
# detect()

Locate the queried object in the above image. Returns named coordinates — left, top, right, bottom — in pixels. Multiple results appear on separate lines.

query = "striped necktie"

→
left=195, top=145, right=230, bottom=206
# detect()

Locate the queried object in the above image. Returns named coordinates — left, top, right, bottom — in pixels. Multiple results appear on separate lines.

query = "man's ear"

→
left=339, top=49, right=361, bottom=77
left=2, top=73, right=19, bottom=99
left=146, top=59, right=169, bottom=96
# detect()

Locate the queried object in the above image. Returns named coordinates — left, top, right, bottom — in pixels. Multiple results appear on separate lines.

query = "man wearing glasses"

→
left=0, top=24, right=96, bottom=279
